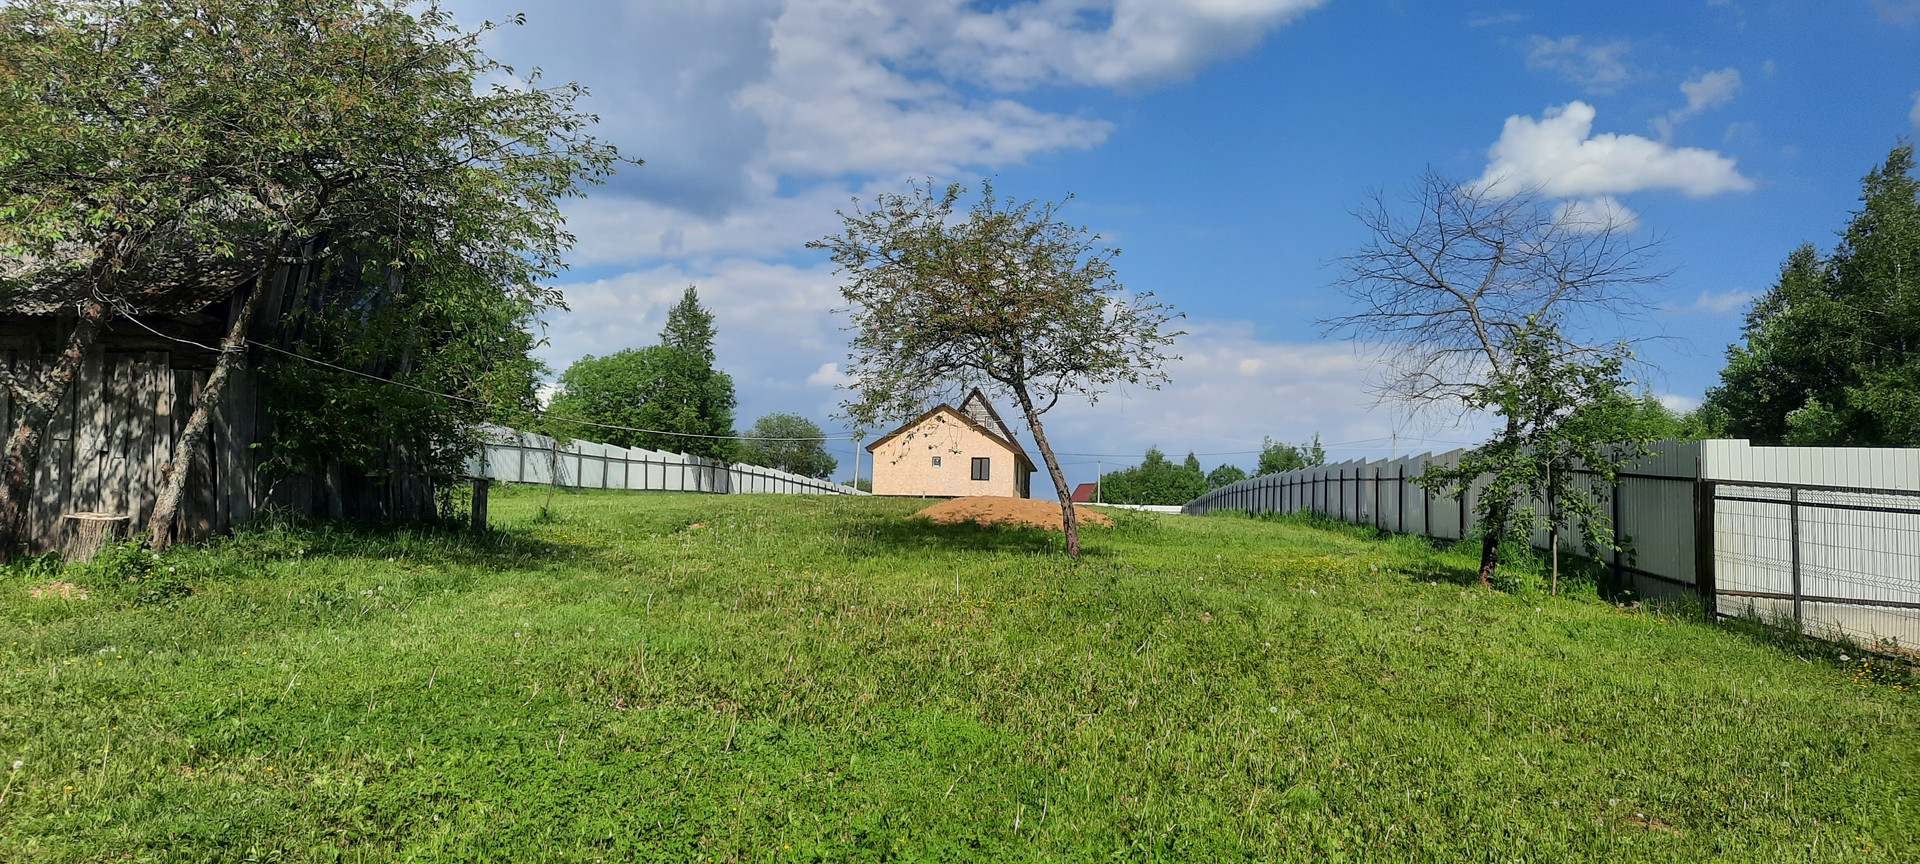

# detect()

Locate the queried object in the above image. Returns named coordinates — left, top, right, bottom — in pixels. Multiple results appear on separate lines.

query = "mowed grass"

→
left=0, top=489, right=1915, bottom=863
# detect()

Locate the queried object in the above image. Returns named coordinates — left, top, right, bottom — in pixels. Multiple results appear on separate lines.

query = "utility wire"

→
left=112, top=311, right=860, bottom=443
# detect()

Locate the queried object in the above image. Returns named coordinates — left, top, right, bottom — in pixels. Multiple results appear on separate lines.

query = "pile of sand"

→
left=913, top=496, right=1113, bottom=531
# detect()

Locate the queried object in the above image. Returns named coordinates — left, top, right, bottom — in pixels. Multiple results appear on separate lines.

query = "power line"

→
left=112, top=311, right=860, bottom=443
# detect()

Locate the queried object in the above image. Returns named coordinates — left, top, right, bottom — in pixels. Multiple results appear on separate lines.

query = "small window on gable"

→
left=971, top=457, right=991, bottom=481
left=932, top=455, right=942, bottom=467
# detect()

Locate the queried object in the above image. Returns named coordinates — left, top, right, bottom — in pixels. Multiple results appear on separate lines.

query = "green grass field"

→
left=0, top=488, right=1914, bottom=862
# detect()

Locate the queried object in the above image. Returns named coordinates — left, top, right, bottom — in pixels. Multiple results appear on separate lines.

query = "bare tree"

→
left=812, top=180, right=1183, bottom=557
left=1324, top=170, right=1665, bottom=580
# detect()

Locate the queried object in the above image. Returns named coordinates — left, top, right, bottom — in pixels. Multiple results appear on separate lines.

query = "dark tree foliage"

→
left=1097, top=447, right=1207, bottom=505
left=548, top=287, right=735, bottom=460
left=660, top=285, right=718, bottom=365
left=735, top=413, right=839, bottom=479
left=1418, top=321, right=1648, bottom=588
left=1206, top=464, right=1248, bottom=489
left=1256, top=434, right=1326, bottom=475
left=1704, top=145, right=1920, bottom=446
left=549, top=347, right=737, bottom=460
left=0, top=0, right=621, bottom=548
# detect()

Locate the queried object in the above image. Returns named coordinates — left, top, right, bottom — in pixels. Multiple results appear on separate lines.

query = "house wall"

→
left=869, top=412, right=1025, bottom=498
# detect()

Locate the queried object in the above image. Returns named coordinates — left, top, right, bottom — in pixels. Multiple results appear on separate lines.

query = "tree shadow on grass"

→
left=854, top=514, right=1110, bottom=557
left=198, top=509, right=567, bottom=572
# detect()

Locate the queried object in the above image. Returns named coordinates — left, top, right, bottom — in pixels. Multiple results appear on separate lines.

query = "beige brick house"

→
left=866, top=390, right=1036, bottom=498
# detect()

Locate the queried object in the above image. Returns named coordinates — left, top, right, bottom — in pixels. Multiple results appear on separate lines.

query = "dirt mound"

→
left=913, top=496, right=1113, bottom=531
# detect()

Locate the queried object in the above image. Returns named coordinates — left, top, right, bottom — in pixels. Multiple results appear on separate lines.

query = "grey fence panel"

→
left=471, top=425, right=863, bottom=498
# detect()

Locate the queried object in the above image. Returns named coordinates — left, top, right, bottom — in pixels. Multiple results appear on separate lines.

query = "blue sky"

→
left=446, top=0, right=1920, bottom=491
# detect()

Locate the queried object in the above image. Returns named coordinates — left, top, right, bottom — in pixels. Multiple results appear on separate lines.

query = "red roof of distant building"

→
left=1070, top=483, right=1096, bottom=502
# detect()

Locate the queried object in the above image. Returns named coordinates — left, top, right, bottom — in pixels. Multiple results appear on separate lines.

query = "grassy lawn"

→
left=0, top=488, right=1915, bottom=862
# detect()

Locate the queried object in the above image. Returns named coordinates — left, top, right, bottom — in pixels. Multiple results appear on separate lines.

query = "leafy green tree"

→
left=1098, top=447, right=1208, bottom=505
left=0, top=0, right=620, bottom=549
left=1327, top=170, right=1662, bottom=579
left=1704, top=145, right=1920, bottom=445
left=1256, top=434, right=1326, bottom=475
left=1603, top=394, right=1725, bottom=443
left=1206, top=464, right=1249, bottom=489
left=550, top=347, right=737, bottom=460
left=735, top=414, right=839, bottom=479
left=1419, top=322, right=1647, bottom=588
left=661, top=285, right=718, bottom=365
left=812, top=180, right=1183, bottom=557
left=549, top=288, right=736, bottom=459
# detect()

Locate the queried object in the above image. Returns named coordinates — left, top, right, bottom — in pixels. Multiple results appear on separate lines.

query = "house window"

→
left=932, top=456, right=942, bottom=467
left=971, top=457, right=991, bottom=481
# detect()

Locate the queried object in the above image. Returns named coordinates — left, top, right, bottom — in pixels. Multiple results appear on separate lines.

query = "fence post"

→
left=1610, top=471, right=1623, bottom=597
left=470, top=477, right=488, bottom=537
left=1396, top=463, right=1405, bottom=533
left=1788, top=487, right=1802, bottom=628
left=1421, top=458, right=1431, bottom=538
left=1459, top=476, right=1468, bottom=540
left=1693, top=477, right=1717, bottom=623
left=1372, top=466, right=1381, bottom=530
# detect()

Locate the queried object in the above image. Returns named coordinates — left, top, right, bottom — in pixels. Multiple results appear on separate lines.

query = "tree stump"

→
left=61, top=512, right=130, bottom=563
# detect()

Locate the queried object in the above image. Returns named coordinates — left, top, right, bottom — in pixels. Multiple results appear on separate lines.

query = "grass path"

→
left=0, top=488, right=1914, bottom=862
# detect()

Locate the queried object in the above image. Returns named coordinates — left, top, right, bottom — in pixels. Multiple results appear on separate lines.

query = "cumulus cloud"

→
left=1652, top=68, right=1742, bottom=139
left=1524, top=35, right=1634, bottom=94
left=1475, top=101, right=1755, bottom=198
left=438, top=0, right=1351, bottom=475
left=931, top=0, right=1327, bottom=88
left=1552, top=196, right=1640, bottom=234
left=806, top=363, right=854, bottom=389
left=1664, top=289, right=1755, bottom=316
left=1038, top=322, right=1423, bottom=470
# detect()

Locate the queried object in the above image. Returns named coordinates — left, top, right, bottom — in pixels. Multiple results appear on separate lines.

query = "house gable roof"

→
left=958, top=388, right=1019, bottom=444
left=865, top=397, right=1036, bottom=473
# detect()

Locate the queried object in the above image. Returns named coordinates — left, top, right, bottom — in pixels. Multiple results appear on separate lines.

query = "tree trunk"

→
left=147, top=265, right=273, bottom=549
left=1008, top=382, right=1078, bottom=557
left=0, top=298, right=112, bottom=558
left=1477, top=527, right=1500, bottom=586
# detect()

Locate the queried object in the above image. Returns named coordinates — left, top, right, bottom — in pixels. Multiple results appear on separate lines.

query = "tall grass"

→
left=0, top=489, right=1912, bottom=862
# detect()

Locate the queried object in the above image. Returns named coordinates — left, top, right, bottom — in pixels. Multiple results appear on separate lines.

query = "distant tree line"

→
left=1094, top=435, right=1328, bottom=505
left=547, top=286, right=839, bottom=477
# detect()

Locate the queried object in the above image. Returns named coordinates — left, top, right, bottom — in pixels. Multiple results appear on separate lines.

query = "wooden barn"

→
left=0, top=252, right=439, bottom=557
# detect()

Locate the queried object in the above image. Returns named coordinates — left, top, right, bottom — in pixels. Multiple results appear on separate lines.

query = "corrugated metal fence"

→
left=1183, top=440, right=1920, bottom=653
left=469, top=426, right=864, bottom=497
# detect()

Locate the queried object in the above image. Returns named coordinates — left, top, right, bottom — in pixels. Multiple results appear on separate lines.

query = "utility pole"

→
left=1096, top=460, right=1102, bottom=504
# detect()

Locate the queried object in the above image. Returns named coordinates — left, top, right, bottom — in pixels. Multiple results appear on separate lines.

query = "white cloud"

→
left=1664, top=289, right=1755, bottom=316
left=1680, top=68, right=1743, bottom=114
left=1552, top=196, right=1640, bottom=234
left=1475, top=101, right=1755, bottom=198
left=1657, top=392, right=1701, bottom=413
left=438, top=1, right=1361, bottom=476
left=1524, top=35, right=1634, bottom=94
left=1653, top=68, right=1742, bottom=139
left=806, top=362, right=853, bottom=388
left=931, top=0, right=1327, bottom=88
left=1911, top=91, right=1920, bottom=128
